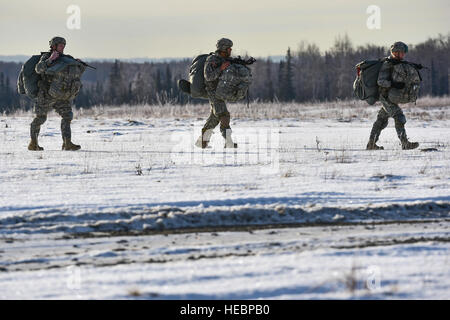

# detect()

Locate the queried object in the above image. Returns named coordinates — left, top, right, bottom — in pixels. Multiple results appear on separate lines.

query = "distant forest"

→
left=0, top=34, right=449, bottom=114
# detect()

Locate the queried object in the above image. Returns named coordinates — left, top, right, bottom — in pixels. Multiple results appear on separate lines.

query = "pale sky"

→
left=0, top=0, right=449, bottom=59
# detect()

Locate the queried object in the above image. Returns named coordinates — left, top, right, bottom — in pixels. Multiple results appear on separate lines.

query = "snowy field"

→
left=0, top=101, right=449, bottom=299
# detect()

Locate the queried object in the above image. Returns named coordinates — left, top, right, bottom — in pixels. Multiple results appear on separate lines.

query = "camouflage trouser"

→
left=30, top=90, right=73, bottom=141
left=202, top=92, right=231, bottom=140
left=369, top=95, right=407, bottom=143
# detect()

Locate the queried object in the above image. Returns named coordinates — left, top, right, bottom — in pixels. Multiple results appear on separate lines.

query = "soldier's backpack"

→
left=17, top=53, right=45, bottom=99
left=387, top=62, right=421, bottom=104
left=188, top=53, right=212, bottom=99
left=353, top=58, right=387, bottom=105
left=215, top=63, right=253, bottom=103
left=44, top=55, right=87, bottom=101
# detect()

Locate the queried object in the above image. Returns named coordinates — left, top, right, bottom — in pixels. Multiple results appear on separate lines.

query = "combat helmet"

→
left=216, top=38, right=233, bottom=52
left=390, top=41, right=408, bottom=53
left=49, top=36, right=66, bottom=48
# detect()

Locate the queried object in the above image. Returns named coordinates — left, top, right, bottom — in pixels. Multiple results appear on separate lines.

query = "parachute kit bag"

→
left=45, top=56, right=86, bottom=101
left=388, top=62, right=421, bottom=104
left=353, top=58, right=386, bottom=105
left=188, top=53, right=211, bottom=99
left=17, top=53, right=44, bottom=99
left=215, top=63, right=252, bottom=103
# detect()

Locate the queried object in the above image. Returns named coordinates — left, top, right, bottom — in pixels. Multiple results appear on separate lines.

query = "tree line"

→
left=0, top=34, right=449, bottom=114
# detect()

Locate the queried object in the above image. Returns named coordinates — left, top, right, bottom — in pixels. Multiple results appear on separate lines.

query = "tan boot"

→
left=62, top=138, right=81, bottom=151
left=401, top=140, right=419, bottom=150
left=224, top=135, right=238, bottom=148
left=220, top=124, right=237, bottom=148
left=195, top=129, right=213, bottom=149
left=366, top=140, right=384, bottom=150
left=195, top=136, right=210, bottom=149
left=28, top=138, right=44, bottom=151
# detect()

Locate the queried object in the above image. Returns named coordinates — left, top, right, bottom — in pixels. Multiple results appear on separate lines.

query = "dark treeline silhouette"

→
left=0, top=34, right=449, bottom=114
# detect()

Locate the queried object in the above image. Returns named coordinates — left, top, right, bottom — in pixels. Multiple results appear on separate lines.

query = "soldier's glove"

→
left=391, top=81, right=405, bottom=89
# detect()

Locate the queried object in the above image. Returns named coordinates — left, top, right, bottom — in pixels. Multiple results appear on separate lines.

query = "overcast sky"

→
left=0, top=0, right=449, bottom=59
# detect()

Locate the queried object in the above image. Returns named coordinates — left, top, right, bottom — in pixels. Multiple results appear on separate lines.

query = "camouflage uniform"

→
left=368, top=57, right=408, bottom=144
left=367, top=41, right=418, bottom=150
left=31, top=51, right=74, bottom=142
left=28, top=36, right=82, bottom=151
left=203, top=52, right=230, bottom=139
left=197, top=38, right=236, bottom=148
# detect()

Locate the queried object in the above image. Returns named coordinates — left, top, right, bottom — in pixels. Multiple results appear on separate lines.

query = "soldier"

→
left=366, top=41, right=419, bottom=150
left=195, top=38, right=238, bottom=149
left=28, top=36, right=83, bottom=151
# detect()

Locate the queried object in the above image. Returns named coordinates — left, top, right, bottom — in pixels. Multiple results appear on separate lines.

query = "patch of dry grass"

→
left=9, top=96, right=450, bottom=121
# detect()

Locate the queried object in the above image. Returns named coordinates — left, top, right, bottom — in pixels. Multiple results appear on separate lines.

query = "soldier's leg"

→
left=218, top=111, right=237, bottom=148
left=195, top=110, right=220, bottom=148
left=203, top=110, right=220, bottom=132
left=218, top=111, right=231, bottom=139
left=393, top=110, right=407, bottom=142
left=393, top=110, right=419, bottom=150
left=367, top=107, right=389, bottom=150
left=370, top=108, right=389, bottom=141
left=55, top=103, right=73, bottom=139
left=380, top=96, right=418, bottom=149
left=30, top=110, right=48, bottom=140
left=210, top=97, right=237, bottom=148
left=54, top=102, right=80, bottom=150
left=381, top=94, right=417, bottom=149
left=195, top=95, right=224, bottom=148
left=29, top=101, right=49, bottom=150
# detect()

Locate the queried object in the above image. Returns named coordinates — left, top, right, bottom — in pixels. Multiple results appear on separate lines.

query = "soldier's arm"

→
left=204, top=56, right=223, bottom=82
left=377, top=61, right=392, bottom=88
left=35, top=53, right=53, bottom=74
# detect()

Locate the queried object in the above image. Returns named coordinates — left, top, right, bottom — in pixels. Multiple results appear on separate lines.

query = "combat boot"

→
left=195, top=136, right=210, bottom=149
left=224, top=136, right=238, bottom=148
left=366, top=140, right=384, bottom=150
left=28, top=138, right=44, bottom=151
left=62, top=138, right=81, bottom=151
left=195, top=128, right=213, bottom=149
left=401, top=140, right=419, bottom=150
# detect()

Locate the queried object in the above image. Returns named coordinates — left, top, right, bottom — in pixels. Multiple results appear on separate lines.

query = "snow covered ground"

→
left=0, top=103, right=449, bottom=299
left=1, top=221, right=449, bottom=299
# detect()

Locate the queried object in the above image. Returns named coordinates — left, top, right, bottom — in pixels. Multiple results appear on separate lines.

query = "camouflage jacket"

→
left=204, top=52, right=226, bottom=92
left=377, top=56, right=401, bottom=89
left=35, top=51, right=54, bottom=89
